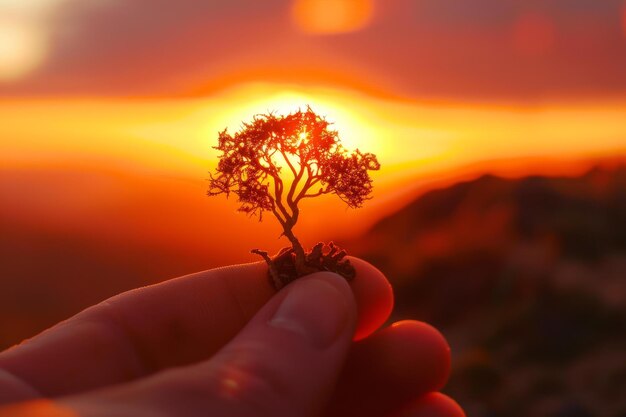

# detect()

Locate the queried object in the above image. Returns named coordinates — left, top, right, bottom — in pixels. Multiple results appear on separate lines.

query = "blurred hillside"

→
left=349, top=165, right=626, bottom=417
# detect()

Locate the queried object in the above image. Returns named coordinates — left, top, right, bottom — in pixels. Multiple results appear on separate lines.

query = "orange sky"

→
left=2, top=82, right=625, bottom=257
left=1, top=0, right=626, bottom=263
left=3, top=83, right=625, bottom=173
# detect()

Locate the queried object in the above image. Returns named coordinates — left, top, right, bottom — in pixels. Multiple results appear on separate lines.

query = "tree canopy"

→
left=208, top=108, right=380, bottom=228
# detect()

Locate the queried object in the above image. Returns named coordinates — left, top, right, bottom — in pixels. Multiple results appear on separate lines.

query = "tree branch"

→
left=267, top=194, right=287, bottom=226
left=287, top=163, right=305, bottom=208
left=294, top=166, right=321, bottom=203
left=299, top=187, right=330, bottom=200
left=268, top=172, right=291, bottom=222
left=279, top=147, right=297, bottom=177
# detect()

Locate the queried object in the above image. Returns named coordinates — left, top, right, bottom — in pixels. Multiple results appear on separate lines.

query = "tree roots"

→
left=251, top=242, right=356, bottom=290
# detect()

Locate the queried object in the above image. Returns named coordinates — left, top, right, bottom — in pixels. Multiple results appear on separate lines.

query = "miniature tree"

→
left=208, top=107, right=380, bottom=289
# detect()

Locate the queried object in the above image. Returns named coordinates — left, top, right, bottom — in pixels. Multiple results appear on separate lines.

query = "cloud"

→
left=1, top=0, right=625, bottom=102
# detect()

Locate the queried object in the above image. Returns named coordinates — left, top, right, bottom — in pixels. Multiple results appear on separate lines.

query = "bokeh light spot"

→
left=0, top=0, right=63, bottom=13
left=292, top=0, right=374, bottom=34
left=0, top=18, right=47, bottom=81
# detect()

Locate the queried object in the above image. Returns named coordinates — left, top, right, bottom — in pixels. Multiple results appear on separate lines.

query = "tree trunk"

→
left=283, top=227, right=307, bottom=275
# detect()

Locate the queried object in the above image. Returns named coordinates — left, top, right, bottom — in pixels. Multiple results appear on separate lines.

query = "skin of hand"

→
left=0, top=258, right=465, bottom=417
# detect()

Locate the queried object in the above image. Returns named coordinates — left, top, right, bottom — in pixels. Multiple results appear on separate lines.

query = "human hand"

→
left=0, top=258, right=464, bottom=417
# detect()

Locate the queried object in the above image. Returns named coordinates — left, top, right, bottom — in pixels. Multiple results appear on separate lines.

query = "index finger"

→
left=0, top=257, right=392, bottom=399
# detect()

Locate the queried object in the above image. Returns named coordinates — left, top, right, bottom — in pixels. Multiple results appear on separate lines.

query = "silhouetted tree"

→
left=208, top=107, right=380, bottom=288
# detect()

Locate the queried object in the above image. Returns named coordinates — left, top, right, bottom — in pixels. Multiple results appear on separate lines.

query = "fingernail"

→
left=268, top=274, right=352, bottom=349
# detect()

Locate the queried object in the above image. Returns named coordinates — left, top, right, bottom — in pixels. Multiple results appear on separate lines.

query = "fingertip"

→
left=387, top=320, right=451, bottom=392
left=348, top=257, right=394, bottom=340
left=326, top=320, right=453, bottom=417
left=300, top=270, right=356, bottom=306
left=396, top=392, right=466, bottom=417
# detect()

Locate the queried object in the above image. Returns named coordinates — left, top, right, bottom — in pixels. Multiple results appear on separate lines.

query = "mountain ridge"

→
left=347, top=164, right=626, bottom=417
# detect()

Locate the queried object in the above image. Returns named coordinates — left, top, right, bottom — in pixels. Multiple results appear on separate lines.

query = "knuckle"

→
left=209, top=345, right=298, bottom=416
left=213, top=365, right=293, bottom=417
left=160, top=344, right=300, bottom=417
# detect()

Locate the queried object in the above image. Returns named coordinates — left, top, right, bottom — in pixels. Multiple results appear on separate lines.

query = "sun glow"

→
left=2, top=82, right=626, bottom=184
left=211, top=86, right=385, bottom=161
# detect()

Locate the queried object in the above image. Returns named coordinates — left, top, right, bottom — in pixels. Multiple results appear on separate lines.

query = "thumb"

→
left=63, top=271, right=358, bottom=417
left=202, top=271, right=357, bottom=416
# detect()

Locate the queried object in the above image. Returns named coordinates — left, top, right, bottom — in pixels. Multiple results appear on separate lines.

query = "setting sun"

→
left=209, top=86, right=384, bottom=161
